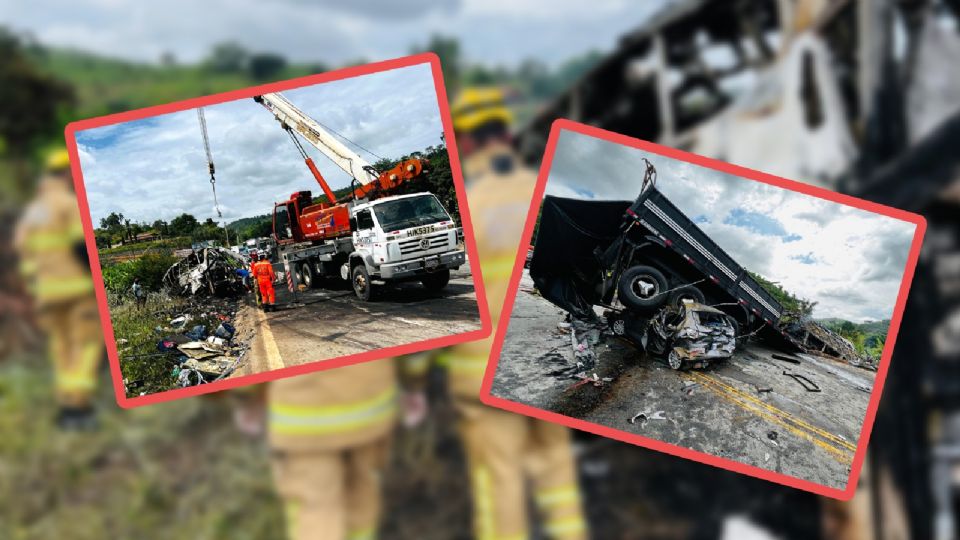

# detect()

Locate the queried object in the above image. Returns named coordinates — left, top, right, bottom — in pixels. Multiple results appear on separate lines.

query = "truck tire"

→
left=352, top=265, right=373, bottom=301
left=421, top=269, right=450, bottom=292
left=668, top=285, right=705, bottom=308
left=618, top=265, right=667, bottom=312
left=301, top=262, right=316, bottom=289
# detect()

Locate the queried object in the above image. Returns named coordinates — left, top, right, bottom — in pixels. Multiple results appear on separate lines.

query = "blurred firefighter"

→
left=13, top=148, right=102, bottom=430
left=443, top=87, right=588, bottom=540
left=234, top=357, right=429, bottom=540
left=248, top=249, right=262, bottom=306
left=251, top=250, right=276, bottom=311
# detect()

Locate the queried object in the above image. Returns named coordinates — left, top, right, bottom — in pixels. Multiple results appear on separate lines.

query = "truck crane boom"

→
left=254, top=92, right=427, bottom=205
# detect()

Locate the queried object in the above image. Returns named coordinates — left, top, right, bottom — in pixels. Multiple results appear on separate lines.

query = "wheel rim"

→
left=612, top=319, right=626, bottom=335
left=632, top=276, right=659, bottom=299
left=668, top=350, right=682, bottom=370
left=354, top=273, right=367, bottom=294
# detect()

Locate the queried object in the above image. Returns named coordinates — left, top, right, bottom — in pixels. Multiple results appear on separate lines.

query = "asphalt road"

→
left=233, top=264, right=481, bottom=377
left=491, top=271, right=875, bottom=490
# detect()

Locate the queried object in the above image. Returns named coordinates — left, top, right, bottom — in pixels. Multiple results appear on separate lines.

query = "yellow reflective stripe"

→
left=401, top=353, right=430, bottom=374
left=19, top=259, right=38, bottom=276
left=284, top=500, right=300, bottom=540
left=270, top=388, right=398, bottom=435
left=480, top=255, right=517, bottom=280
left=347, top=527, right=375, bottom=540
left=473, top=466, right=495, bottom=540
left=535, top=485, right=580, bottom=509
left=68, top=222, right=85, bottom=239
left=35, top=277, right=94, bottom=301
left=55, top=342, right=101, bottom=393
left=24, top=231, right=79, bottom=251
left=447, top=355, right=489, bottom=375
left=544, top=516, right=586, bottom=539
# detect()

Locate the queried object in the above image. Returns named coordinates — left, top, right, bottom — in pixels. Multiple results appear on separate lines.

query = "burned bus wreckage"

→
left=518, top=0, right=960, bottom=536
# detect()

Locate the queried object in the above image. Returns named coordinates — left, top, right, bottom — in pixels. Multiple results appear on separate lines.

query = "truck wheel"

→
left=421, top=269, right=450, bottom=292
left=668, top=285, right=705, bottom=308
left=352, top=265, right=373, bottom=301
left=667, top=349, right=684, bottom=370
left=618, top=265, right=667, bottom=311
left=301, top=262, right=315, bottom=289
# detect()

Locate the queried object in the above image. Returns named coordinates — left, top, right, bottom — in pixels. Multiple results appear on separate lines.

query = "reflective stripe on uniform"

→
left=19, top=259, right=38, bottom=277
left=35, top=277, right=94, bottom=301
left=535, top=485, right=581, bottom=509
left=347, top=527, right=375, bottom=540
left=54, top=341, right=100, bottom=394
left=445, top=353, right=489, bottom=376
left=543, top=516, right=587, bottom=539
left=480, top=255, right=517, bottom=280
left=284, top=500, right=300, bottom=540
left=24, top=230, right=81, bottom=252
left=472, top=466, right=496, bottom=540
left=269, top=387, right=398, bottom=435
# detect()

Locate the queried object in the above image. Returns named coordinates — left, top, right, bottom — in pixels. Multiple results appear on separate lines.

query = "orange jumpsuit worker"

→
left=14, top=148, right=103, bottom=430
left=249, top=250, right=262, bottom=305
left=443, top=88, right=589, bottom=540
left=252, top=251, right=276, bottom=311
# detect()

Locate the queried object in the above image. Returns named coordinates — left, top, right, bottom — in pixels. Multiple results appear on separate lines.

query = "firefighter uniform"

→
left=253, top=258, right=276, bottom=308
left=267, top=357, right=428, bottom=540
left=446, top=87, right=588, bottom=540
left=14, top=149, right=103, bottom=418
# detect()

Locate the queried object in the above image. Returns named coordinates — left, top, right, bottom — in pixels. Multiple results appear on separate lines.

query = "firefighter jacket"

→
left=14, top=177, right=93, bottom=307
left=442, top=143, right=537, bottom=398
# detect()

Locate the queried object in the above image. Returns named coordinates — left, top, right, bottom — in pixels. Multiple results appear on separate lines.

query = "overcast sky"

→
left=546, top=130, right=917, bottom=323
left=3, top=0, right=671, bottom=68
left=75, top=63, right=443, bottom=225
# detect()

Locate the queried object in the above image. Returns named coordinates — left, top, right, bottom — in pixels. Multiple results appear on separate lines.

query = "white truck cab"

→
left=345, top=192, right=465, bottom=300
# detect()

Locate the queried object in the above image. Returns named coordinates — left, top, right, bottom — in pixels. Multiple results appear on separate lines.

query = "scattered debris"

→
left=162, top=247, right=246, bottom=297
left=782, top=370, right=821, bottom=392
left=756, top=386, right=773, bottom=394
left=767, top=431, right=779, bottom=446
left=781, top=319, right=869, bottom=366
left=771, top=353, right=801, bottom=365
left=629, top=410, right=667, bottom=425
left=569, top=316, right=605, bottom=372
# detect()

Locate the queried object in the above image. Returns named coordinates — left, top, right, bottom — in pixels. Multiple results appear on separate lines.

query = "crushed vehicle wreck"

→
left=162, top=247, right=247, bottom=297
left=644, top=302, right=736, bottom=370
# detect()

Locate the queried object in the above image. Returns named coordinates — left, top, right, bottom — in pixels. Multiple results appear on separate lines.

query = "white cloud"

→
left=545, top=130, right=917, bottom=323
left=75, top=63, right=444, bottom=226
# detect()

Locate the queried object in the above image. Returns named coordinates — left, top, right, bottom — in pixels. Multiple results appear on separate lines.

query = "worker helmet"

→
left=250, top=250, right=260, bottom=261
left=451, top=87, right=514, bottom=133
left=44, top=148, right=71, bottom=173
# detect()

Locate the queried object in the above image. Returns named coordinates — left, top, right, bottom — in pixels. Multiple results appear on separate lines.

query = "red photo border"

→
left=64, top=53, right=491, bottom=409
left=478, top=118, right=927, bottom=500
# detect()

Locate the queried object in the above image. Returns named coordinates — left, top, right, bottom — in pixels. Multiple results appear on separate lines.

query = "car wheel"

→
left=667, top=349, right=683, bottom=370
left=618, top=265, right=668, bottom=311
left=352, top=265, right=373, bottom=301
left=668, top=285, right=705, bottom=308
left=421, top=268, right=450, bottom=292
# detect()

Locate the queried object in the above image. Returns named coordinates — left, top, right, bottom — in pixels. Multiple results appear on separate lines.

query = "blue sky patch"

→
left=724, top=208, right=801, bottom=243
left=790, top=252, right=817, bottom=265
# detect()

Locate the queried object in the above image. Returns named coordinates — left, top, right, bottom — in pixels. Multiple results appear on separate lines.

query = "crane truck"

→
left=254, top=92, right=464, bottom=300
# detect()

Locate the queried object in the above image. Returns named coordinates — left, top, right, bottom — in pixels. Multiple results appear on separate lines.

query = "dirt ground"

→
left=233, top=263, right=481, bottom=377
left=491, top=270, right=875, bottom=490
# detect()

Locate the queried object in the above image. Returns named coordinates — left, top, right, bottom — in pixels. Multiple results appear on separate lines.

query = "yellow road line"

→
left=687, top=373, right=854, bottom=463
left=255, top=307, right=285, bottom=371
left=690, top=371, right=856, bottom=452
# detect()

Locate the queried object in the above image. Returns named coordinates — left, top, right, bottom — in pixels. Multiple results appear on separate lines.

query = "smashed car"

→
left=162, top=247, right=246, bottom=297
left=645, top=302, right=736, bottom=370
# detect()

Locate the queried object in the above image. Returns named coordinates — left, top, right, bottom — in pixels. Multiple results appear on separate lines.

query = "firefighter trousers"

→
left=36, top=296, right=103, bottom=408
left=258, top=279, right=276, bottom=305
left=455, top=400, right=588, bottom=540
left=271, top=438, right=391, bottom=540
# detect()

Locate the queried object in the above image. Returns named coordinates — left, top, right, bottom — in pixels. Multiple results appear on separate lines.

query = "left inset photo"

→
left=65, top=54, right=489, bottom=407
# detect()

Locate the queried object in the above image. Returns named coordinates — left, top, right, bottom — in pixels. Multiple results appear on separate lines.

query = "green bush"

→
left=102, top=252, right=177, bottom=295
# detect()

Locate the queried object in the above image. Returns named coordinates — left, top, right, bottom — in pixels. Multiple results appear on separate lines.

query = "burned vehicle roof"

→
left=530, top=195, right=632, bottom=319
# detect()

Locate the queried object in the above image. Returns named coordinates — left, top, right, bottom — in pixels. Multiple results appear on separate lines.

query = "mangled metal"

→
left=162, top=247, right=246, bottom=297
left=781, top=318, right=870, bottom=367
left=645, top=302, right=736, bottom=369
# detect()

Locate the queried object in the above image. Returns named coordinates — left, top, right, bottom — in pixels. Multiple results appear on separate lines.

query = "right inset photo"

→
left=481, top=120, right=926, bottom=499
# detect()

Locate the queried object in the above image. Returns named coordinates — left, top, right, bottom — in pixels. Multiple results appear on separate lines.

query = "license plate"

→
left=410, top=225, right=435, bottom=237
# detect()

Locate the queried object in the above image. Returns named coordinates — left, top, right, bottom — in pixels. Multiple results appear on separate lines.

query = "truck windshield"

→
left=373, top=195, right=450, bottom=233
